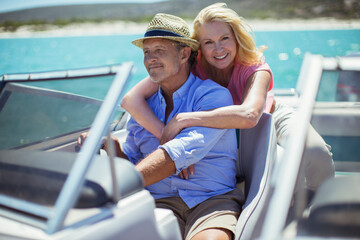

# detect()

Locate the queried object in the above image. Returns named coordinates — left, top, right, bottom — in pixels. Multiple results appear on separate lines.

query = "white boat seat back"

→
left=235, top=112, right=278, bottom=240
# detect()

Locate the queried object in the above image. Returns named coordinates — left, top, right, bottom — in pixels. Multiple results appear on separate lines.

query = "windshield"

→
left=317, top=70, right=360, bottom=102
left=0, top=74, right=120, bottom=150
left=0, top=83, right=100, bottom=149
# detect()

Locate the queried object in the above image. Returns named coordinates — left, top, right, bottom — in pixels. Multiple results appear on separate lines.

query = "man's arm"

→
left=135, top=148, right=176, bottom=186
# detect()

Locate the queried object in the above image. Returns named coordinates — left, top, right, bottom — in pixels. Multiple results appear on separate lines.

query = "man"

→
left=109, top=14, right=242, bottom=240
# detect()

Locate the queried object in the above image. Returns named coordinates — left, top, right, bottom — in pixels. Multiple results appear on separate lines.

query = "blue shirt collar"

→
left=157, top=73, right=195, bottom=102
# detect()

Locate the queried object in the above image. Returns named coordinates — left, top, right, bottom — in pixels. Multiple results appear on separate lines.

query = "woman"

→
left=122, top=3, right=334, bottom=191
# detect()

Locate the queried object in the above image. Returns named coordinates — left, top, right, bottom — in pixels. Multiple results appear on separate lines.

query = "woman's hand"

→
left=160, top=113, right=187, bottom=145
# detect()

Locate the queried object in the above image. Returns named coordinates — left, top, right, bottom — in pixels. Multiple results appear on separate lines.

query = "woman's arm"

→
left=121, top=76, right=164, bottom=139
left=160, top=71, right=271, bottom=143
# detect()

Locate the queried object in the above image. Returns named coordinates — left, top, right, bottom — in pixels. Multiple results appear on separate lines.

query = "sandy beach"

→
left=0, top=18, right=359, bottom=38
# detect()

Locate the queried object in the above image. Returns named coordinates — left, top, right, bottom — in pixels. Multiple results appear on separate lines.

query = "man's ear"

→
left=180, top=46, right=191, bottom=64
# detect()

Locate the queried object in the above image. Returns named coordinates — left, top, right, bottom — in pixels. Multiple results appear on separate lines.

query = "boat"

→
left=254, top=52, right=360, bottom=239
left=0, top=53, right=359, bottom=239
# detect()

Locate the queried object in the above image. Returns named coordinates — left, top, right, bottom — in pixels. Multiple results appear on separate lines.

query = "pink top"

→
left=192, top=57, right=274, bottom=113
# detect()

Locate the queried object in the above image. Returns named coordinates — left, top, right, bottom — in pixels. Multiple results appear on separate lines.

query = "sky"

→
left=0, top=0, right=167, bottom=13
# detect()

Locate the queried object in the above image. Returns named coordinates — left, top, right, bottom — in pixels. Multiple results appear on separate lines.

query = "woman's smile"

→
left=214, top=53, right=228, bottom=60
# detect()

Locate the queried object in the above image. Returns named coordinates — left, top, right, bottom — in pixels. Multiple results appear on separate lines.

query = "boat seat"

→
left=298, top=175, right=360, bottom=238
left=235, top=112, right=278, bottom=240
left=0, top=150, right=143, bottom=208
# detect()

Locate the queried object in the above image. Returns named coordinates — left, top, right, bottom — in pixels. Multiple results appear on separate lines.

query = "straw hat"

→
left=132, top=13, right=199, bottom=51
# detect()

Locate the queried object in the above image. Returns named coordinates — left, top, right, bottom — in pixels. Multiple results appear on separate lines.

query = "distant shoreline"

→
left=1, top=18, right=360, bottom=38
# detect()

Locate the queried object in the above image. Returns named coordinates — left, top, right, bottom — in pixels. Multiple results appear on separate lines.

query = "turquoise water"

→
left=1, top=29, right=359, bottom=94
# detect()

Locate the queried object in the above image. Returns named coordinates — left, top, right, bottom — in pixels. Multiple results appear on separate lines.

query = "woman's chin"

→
left=212, top=61, right=232, bottom=70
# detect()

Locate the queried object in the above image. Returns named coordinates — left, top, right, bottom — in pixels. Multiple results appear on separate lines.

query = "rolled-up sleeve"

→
left=160, top=127, right=228, bottom=173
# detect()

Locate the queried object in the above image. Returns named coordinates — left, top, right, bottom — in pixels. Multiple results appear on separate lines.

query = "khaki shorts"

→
left=155, top=188, right=244, bottom=240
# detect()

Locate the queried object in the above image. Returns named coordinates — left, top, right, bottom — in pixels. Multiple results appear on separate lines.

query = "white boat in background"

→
left=0, top=53, right=359, bottom=239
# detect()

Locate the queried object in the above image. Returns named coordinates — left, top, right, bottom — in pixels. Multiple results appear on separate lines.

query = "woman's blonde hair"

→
left=192, top=2, right=266, bottom=66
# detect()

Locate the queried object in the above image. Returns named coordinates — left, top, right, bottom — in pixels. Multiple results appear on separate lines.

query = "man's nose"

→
left=145, top=52, right=157, bottom=62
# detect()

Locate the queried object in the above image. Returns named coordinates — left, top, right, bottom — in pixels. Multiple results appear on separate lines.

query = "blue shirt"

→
left=122, top=73, right=237, bottom=208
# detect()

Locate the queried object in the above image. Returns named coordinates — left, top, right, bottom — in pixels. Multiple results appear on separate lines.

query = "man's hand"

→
left=178, top=165, right=195, bottom=179
left=76, top=132, right=91, bottom=152
left=77, top=132, right=89, bottom=148
left=77, top=132, right=105, bottom=149
left=76, top=132, right=126, bottom=158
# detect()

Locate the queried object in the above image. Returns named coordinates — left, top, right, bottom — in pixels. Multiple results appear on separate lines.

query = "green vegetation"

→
left=1, top=20, right=24, bottom=32
left=0, top=18, right=109, bottom=32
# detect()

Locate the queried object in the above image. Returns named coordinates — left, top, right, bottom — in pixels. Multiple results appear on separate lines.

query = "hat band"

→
left=144, top=29, right=184, bottom=38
